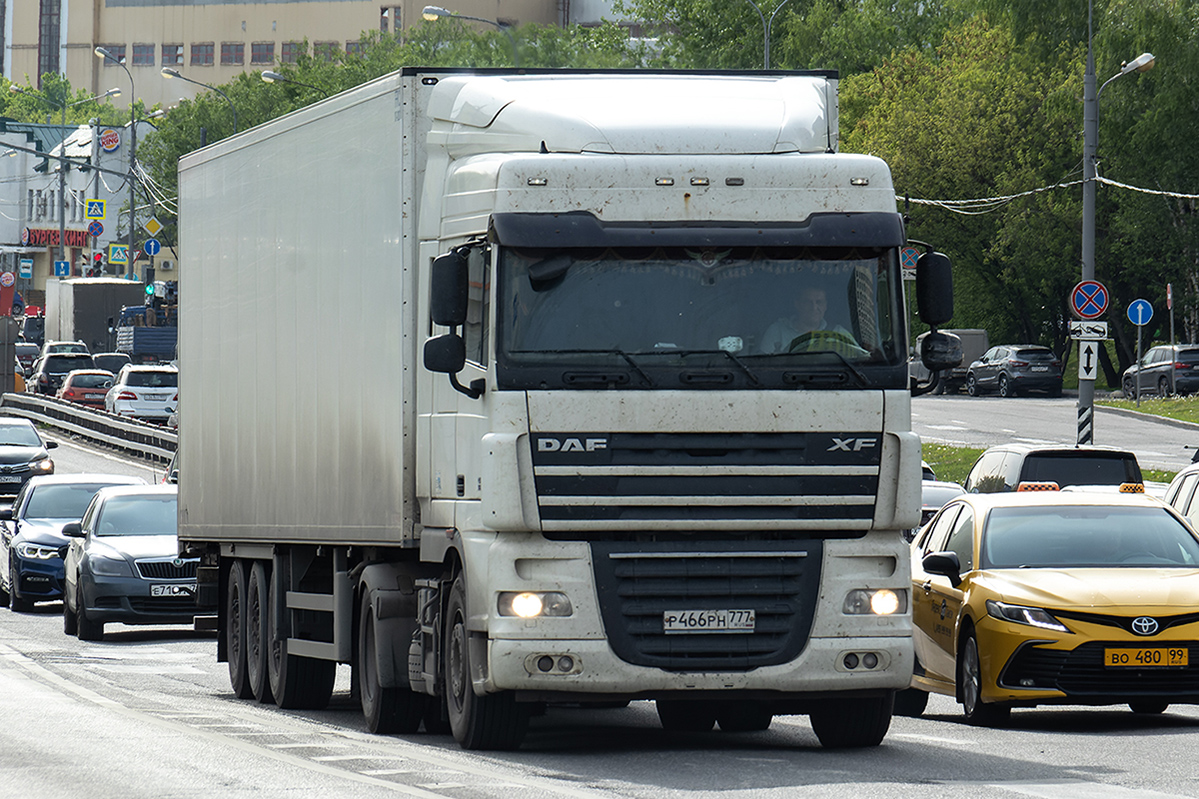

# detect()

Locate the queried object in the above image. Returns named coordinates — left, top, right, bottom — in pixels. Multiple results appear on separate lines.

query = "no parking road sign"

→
left=1071, top=280, right=1109, bottom=320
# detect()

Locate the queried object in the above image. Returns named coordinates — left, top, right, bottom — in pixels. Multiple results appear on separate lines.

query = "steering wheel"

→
left=787, top=330, right=869, bottom=356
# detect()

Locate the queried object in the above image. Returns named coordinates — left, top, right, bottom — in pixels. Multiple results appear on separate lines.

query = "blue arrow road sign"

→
left=143, top=237, right=161, bottom=257
left=54, top=260, right=70, bottom=277
left=1127, top=298, right=1154, bottom=327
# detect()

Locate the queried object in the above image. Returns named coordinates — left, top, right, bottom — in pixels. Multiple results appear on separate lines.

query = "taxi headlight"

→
left=986, top=600, right=1070, bottom=632
left=497, top=591, right=572, bottom=618
left=843, top=588, right=906, bottom=615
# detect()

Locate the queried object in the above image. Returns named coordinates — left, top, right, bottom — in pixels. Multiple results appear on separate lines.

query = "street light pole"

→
left=422, top=6, right=519, bottom=67
left=261, top=70, right=330, bottom=98
left=96, top=47, right=138, bottom=279
left=161, top=68, right=239, bottom=133
left=1077, top=0, right=1154, bottom=445
left=739, top=0, right=794, bottom=69
left=9, top=85, right=121, bottom=275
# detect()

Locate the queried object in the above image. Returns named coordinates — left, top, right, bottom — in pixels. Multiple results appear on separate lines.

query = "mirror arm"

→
left=448, top=372, right=485, bottom=400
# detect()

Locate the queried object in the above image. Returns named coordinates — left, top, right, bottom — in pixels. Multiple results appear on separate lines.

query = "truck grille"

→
left=136, top=559, right=198, bottom=580
left=1002, top=642, right=1199, bottom=696
left=590, top=540, right=822, bottom=671
left=532, top=432, right=879, bottom=533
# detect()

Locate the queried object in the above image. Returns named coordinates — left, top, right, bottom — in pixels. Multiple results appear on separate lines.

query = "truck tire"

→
left=423, top=696, right=452, bottom=734
left=445, top=574, right=529, bottom=750
left=359, top=590, right=425, bottom=733
left=227, top=560, right=254, bottom=699
left=808, top=694, right=893, bottom=748
left=76, top=582, right=104, bottom=642
left=267, top=564, right=336, bottom=710
left=246, top=562, right=275, bottom=704
left=656, top=700, right=717, bottom=732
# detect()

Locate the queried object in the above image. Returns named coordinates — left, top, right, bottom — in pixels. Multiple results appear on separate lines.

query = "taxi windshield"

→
left=982, top=505, right=1199, bottom=569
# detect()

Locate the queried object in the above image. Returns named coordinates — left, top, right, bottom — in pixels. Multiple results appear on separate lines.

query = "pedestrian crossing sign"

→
left=86, top=200, right=107, bottom=220
left=108, top=243, right=129, bottom=266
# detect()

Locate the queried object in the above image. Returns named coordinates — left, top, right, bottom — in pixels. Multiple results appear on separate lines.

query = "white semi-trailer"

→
left=176, top=68, right=958, bottom=750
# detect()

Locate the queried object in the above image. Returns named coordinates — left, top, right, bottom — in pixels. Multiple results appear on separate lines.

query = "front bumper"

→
left=12, top=555, right=65, bottom=602
left=82, top=573, right=197, bottom=625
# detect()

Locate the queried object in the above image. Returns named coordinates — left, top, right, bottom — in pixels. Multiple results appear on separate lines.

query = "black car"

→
left=963, top=444, right=1142, bottom=493
left=93, top=352, right=132, bottom=375
left=27, top=353, right=95, bottom=395
left=0, top=418, right=57, bottom=498
left=966, top=345, right=1063, bottom=397
left=1121, top=345, right=1199, bottom=398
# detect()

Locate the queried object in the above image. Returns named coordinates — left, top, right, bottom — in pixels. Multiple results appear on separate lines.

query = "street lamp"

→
left=1077, top=0, right=1155, bottom=444
left=422, top=5, right=519, bottom=67
left=261, top=70, right=330, bottom=98
left=739, top=0, right=794, bottom=69
left=9, top=84, right=121, bottom=273
left=161, top=67, right=239, bottom=134
left=95, top=46, right=141, bottom=279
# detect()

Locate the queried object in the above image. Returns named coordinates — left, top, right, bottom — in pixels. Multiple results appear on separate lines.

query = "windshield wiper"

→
left=673, top=349, right=762, bottom=387
left=784, top=348, right=870, bottom=387
left=514, top=349, right=654, bottom=386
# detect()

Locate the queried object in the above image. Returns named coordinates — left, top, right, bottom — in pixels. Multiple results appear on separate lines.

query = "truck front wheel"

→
left=359, top=590, right=425, bottom=733
left=808, top=693, right=893, bottom=748
left=445, top=574, right=529, bottom=750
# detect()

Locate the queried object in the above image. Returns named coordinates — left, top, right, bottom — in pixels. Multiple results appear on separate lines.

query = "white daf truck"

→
left=176, top=67, right=958, bottom=750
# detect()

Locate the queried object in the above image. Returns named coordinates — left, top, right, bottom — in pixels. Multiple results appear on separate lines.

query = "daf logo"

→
left=1131, top=616, right=1160, bottom=636
left=827, top=437, right=878, bottom=453
left=537, top=437, right=608, bottom=453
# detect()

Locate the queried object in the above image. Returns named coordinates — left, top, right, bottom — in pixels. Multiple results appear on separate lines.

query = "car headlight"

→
left=15, top=542, right=60, bottom=560
left=87, top=544, right=133, bottom=577
left=31, top=456, right=54, bottom=473
left=497, top=591, right=573, bottom=618
left=843, top=588, right=906, bottom=615
left=986, top=599, right=1070, bottom=632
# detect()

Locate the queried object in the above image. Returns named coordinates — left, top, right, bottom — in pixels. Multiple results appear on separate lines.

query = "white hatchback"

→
left=104, top=364, right=179, bottom=421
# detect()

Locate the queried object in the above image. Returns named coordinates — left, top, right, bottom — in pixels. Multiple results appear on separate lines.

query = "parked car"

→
left=27, top=352, right=96, bottom=395
left=1121, top=344, right=1199, bottom=398
left=900, top=489, right=1199, bottom=724
left=0, top=418, right=57, bottom=500
left=92, top=351, right=132, bottom=375
left=56, top=369, right=116, bottom=408
left=0, top=473, right=146, bottom=611
left=40, top=340, right=90, bottom=357
left=963, top=444, right=1142, bottom=494
left=15, top=341, right=39, bottom=373
left=966, top=345, right=1063, bottom=397
left=104, top=364, right=179, bottom=421
left=62, top=484, right=193, bottom=641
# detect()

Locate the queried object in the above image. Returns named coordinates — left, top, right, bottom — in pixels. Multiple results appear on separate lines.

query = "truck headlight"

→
left=843, top=588, right=905, bottom=615
left=498, top=591, right=573, bottom=618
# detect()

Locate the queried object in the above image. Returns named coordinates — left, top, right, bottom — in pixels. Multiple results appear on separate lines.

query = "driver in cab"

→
left=759, top=285, right=855, bottom=354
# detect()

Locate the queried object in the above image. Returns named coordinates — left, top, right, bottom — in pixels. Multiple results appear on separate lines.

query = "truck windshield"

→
left=496, top=245, right=905, bottom=390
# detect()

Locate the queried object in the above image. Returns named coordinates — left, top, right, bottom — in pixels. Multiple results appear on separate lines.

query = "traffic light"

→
left=144, top=265, right=156, bottom=290
left=90, top=252, right=104, bottom=277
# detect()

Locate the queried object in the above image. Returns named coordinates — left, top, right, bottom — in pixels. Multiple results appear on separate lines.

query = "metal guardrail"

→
left=0, top=392, right=176, bottom=464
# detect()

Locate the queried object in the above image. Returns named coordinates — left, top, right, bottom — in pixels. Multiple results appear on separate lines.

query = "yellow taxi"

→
left=899, top=483, right=1199, bottom=725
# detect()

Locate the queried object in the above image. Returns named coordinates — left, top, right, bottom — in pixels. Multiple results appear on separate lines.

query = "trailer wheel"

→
left=227, top=560, right=253, bottom=698
left=266, top=563, right=335, bottom=710
left=808, top=693, right=893, bottom=748
left=445, top=574, right=529, bottom=750
left=247, top=562, right=275, bottom=704
left=358, top=590, right=425, bottom=733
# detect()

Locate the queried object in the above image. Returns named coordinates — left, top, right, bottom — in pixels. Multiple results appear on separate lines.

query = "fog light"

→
left=862, top=652, right=879, bottom=669
left=537, top=656, right=554, bottom=672
left=843, top=653, right=860, bottom=669
left=557, top=656, right=574, bottom=672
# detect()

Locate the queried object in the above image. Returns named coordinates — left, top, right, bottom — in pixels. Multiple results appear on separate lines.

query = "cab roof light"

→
left=689, top=177, right=710, bottom=186
left=1119, top=482, right=1145, bottom=493
left=655, top=177, right=675, bottom=186
left=725, top=177, right=745, bottom=186
left=527, top=177, right=548, bottom=186
left=1016, top=481, right=1060, bottom=492
left=850, top=177, right=870, bottom=186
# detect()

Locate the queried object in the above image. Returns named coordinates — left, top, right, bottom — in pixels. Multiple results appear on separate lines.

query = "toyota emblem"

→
left=1131, top=616, right=1159, bottom=636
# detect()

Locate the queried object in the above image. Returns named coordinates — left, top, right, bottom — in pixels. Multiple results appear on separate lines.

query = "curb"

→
left=1094, top=402, right=1199, bottom=432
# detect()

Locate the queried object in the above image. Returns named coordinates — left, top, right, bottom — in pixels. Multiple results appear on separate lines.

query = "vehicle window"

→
left=1020, top=454, right=1141, bottom=487
left=965, top=450, right=1007, bottom=493
left=1015, top=348, right=1053, bottom=360
left=70, top=374, right=113, bottom=388
left=921, top=504, right=962, bottom=554
left=95, top=495, right=177, bottom=536
left=1166, top=472, right=1198, bottom=511
left=26, top=484, right=121, bottom=519
left=944, top=507, right=975, bottom=571
left=463, top=247, right=490, bottom=367
left=0, top=424, right=41, bottom=447
left=982, top=505, right=1199, bottom=568
left=1178, top=349, right=1199, bottom=366
left=46, top=355, right=95, bottom=372
left=125, top=371, right=178, bottom=388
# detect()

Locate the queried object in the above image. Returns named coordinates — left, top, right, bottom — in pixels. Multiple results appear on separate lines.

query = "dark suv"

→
left=1121, top=345, right=1199, bottom=398
left=966, top=345, right=1063, bottom=397
left=963, top=445, right=1142, bottom=493
left=27, top=353, right=96, bottom=395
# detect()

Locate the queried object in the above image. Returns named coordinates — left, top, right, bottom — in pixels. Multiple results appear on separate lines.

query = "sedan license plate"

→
left=151, top=583, right=196, bottom=597
left=1104, top=647, right=1189, bottom=668
left=1031, top=366, right=1049, bottom=372
left=663, top=609, right=755, bottom=634
left=0, top=475, right=21, bottom=483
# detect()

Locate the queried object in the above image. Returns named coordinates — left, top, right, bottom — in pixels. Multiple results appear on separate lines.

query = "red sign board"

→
left=22, top=227, right=89, bottom=248
left=100, top=128, right=121, bottom=152
left=1070, top=280, right=1109, bottom=320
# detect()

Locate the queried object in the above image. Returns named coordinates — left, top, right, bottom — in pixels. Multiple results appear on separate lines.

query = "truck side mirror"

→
left=424, top=334, right=466, bottom=374
left=921, top=330, right=962, bottom=373
left=430, top=251, right=469, bottom=327
left=915, top=250, right=953, bottom=327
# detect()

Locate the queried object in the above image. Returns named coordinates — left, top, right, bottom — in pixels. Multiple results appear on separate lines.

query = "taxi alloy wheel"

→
left=960, top=632, right=1009, bottom=727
